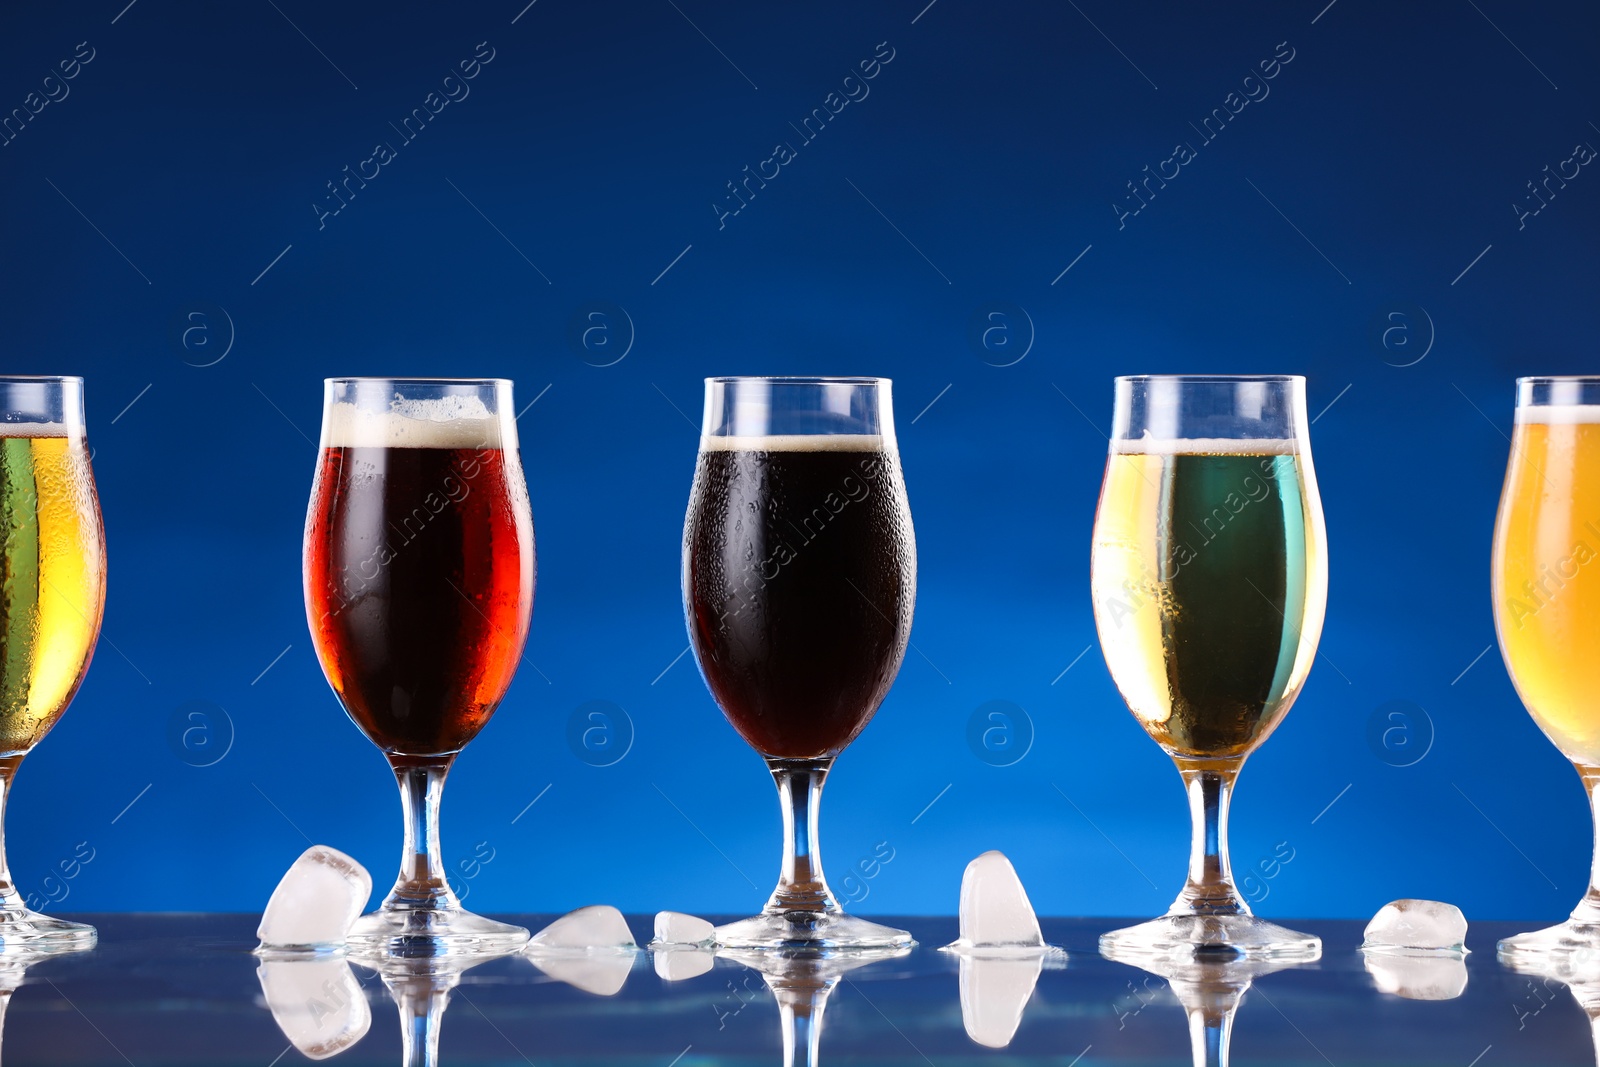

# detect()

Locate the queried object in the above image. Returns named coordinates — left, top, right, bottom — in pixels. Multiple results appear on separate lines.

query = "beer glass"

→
left=0, top=377, right=102, bottom=950
left=304, top=378, right=534, bottom=957
left=1091, top=375, right=1326, bottom=960
left=1494, top=377, right=1600, bottom=965
left=683, top=377, right=915, bottom=950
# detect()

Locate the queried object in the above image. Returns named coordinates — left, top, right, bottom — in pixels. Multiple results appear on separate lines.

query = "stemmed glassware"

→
left=304, top=378, right=535, bottom=958
left=0, top=377, right=103, bottom=951
left=1493, top=377, right=1600, bottom=965
left=1090, top=375, right=1326, bottom=960
left=682, top=377, right=915, bottom=950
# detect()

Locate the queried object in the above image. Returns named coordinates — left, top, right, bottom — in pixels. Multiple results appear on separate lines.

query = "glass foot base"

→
left=1498, top=920, right=1600, bottom=973
left=1100, top=913, right=1321, bottom=963
left=714, top=911, right=914, bottom=953
left=0, top=910, right=96, bottom=953
left=345, top=906, right=528, bottom=960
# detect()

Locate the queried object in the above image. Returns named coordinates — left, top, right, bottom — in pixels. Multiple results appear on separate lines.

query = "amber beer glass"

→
left=1495, top=377, right=1600, bottom=965
left=683, top=377, right=916, bottom=951
left=0, top=377, right=102, bottom=950
left=305, top=378, right=534, bottom=957
left=1092, top=376, right=1326, bottom=961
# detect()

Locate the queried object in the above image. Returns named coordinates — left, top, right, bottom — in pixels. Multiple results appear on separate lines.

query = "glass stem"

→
left=765, top=758, right=838, bottom=915
left=1187, top=1008, right=1232, bottom=1067
left=385, top=755, right=457, bottom=910
left=776, top=992, right=825, bottom=1067
left=1174, top=761, right=1247, bottom=917
left=394, top=983, right=449, bottom=1067
left=0, top=755, right=22, bottom=911
left=1570, top=764, right=1600, bottom=925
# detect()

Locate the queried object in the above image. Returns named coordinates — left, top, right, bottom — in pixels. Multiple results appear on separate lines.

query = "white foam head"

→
left=321, top=394, right=509, bottom=449
left=1111, top=435, right=1298, bottom=455
left=699, top=433, right=887, bottom=452
left=0, top=422, right=72, bottom=439
left=1516, top=404, right=1600, bottom=425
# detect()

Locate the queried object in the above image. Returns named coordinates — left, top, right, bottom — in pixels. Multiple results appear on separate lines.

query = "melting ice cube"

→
left=1362, top=900, right=1469, bottom=954
left=939, top=851, right=1059, bottom=1049
left=257, top=846, right=372, bottom=952
left=945, top=851, right=1047, bottom=951
left=527, top=905, right=637, bottom=952
left=524, top=906, right=638, bottom=997
left=257, top=957, right=371, bottom=1059
left=651, top=911, right=715, bottom=948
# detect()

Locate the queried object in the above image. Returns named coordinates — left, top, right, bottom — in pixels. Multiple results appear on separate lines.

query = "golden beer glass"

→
left=1495, top=376, right=1600, bottom=964
left=0, top=377, right=102, bottom=950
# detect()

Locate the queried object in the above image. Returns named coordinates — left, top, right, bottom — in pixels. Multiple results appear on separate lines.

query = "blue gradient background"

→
left=0, top=0, right=1595, bottom=921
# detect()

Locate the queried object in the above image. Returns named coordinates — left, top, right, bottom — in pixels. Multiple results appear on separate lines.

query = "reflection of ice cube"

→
left=653, top=948, right=715, bottom=982
left=652, top=911, right=715, bottom=947
left=945, top=851, right=1046, bottom=951
left=524, top=906, right=638, bottom=997
left=958, top=954, right=1043, bottom=1048
left=1364, top=952, right=1468, bottom=1000
left=1362, top=900, right=1468, bottom=953
left=257, top=957, right=371, bottom=1059
left=257, top=846, right=372, bottom=951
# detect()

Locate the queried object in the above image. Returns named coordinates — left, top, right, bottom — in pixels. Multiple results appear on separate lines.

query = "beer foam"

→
left=0, top=422, right=71, bottom=438
left=1112, top=436, right=1298, bottom=455
left=322, top=396, right=508, bottom=449
left=1516, top=404, right=1600, bottom=425
left=699, top=433, right=887, bottom=452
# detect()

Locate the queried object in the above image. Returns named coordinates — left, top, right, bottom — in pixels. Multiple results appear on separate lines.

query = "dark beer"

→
left=305, top=438, right=534, bottom=756
left=684, top=439, right=915, bottom=759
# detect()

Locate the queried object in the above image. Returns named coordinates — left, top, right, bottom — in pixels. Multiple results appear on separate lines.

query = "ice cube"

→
left=944, top=851, right=1046, bottom=951
left=958, top=954, right=1043, bottom=1048
left=651, top=911, right=715, bottom=948
left=524, top=906, right=638, bottom=997
left=1362, top=899, right=1469, bottom=953
left=526, top=906, right=637, bottom=952
left=1364, top=952, right=1468, bottom=1000
left=257, top=846, right=372, bottom=951
left=257, top=957, right=371, bottom=1059
left=653, top=948, right=715, bottom=982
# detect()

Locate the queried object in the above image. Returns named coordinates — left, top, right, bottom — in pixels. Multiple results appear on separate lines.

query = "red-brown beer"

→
left=305, top=440, right=534, bottom=755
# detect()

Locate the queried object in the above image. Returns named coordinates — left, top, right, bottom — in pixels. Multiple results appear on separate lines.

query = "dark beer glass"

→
left=305, top=378, right=534, bottom=957
left=683, top=377, right=915, bottom=950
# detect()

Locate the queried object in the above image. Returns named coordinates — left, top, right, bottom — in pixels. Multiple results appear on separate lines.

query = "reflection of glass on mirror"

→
left=1101, top=945, right=1317, bottom=1067
left=718, top=946, right=909, bottom=1067
left=359, top=950, right=516, bottom=1067
left=1503, top=950, right=1600, bottom=1064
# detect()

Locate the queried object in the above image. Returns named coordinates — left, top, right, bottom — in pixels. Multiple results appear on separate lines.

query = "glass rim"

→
left=1114, top=374, right=1302, bottom=385
left=0, top=375, right=83, bottom=384
left=324, top=377, right=512, bottom=387
left=1516, top=375, right=1600, bottom=385
left=705, top=376, right=889, bottom=386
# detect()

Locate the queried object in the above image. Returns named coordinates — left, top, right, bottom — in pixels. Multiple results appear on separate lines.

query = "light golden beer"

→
left=1091, top=442, right=1326, bottom=760
left=0, top=434, right=104, bottom=755
left=1493, top=407, right=1600, bottom=765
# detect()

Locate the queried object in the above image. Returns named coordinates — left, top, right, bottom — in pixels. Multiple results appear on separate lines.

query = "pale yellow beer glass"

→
left=1496, top=376, right=1600, bottom=965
